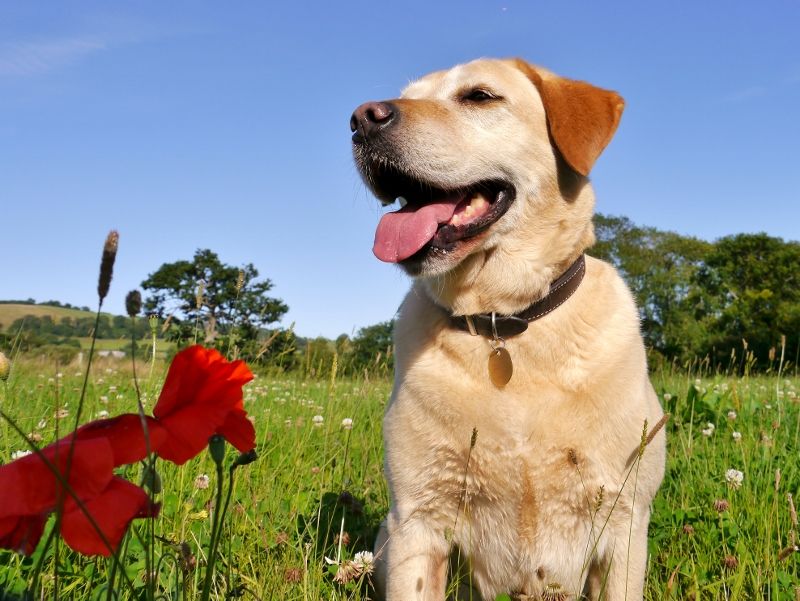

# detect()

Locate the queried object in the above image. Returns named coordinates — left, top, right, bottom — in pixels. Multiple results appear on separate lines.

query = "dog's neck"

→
left=422, top=190, right=595, bottom=317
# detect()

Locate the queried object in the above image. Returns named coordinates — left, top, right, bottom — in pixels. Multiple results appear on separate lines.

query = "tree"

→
left=693, top=233, right=800, bottom=366
left=141, top=250, right=288, bottom=355
left=592, top=215, right=711, bottom=360
left=349, top=320, right=394, bottom=375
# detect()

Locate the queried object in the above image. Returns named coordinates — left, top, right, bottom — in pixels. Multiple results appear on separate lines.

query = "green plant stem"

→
left=200, top=459, right=226, bottom=601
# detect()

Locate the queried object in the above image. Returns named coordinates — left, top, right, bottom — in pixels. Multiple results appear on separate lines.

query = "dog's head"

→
left=351, top=58, right=623, bottom=303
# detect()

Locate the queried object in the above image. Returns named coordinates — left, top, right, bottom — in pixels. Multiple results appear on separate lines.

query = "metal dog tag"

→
left=488, top=347, right=513, bottom=388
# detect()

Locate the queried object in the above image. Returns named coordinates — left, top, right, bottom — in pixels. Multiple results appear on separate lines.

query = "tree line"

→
left=592, top=215, right=799, bottom=370
left=4, top=216, right=797, bottom=374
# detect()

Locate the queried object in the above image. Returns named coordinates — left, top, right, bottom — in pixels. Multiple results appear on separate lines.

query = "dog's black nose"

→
left=350, top=101, right=395, bottom=143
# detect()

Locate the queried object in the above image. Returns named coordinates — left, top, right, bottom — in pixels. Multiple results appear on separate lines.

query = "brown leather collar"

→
left=449, top=254, right=586, bottom=339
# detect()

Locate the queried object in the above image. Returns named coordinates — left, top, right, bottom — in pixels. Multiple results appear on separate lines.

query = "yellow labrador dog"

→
left=350, top=58, right=666, bottom=601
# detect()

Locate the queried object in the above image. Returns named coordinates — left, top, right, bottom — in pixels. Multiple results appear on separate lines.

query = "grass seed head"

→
left=98, top=230, right=119, bottom=302
left=125, top=290, right=142, bottom=318
left=0, top=351, right=10, bottom=381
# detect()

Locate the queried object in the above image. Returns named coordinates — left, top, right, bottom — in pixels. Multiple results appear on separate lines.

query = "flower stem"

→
left=200, top=451, right=226, bottom=601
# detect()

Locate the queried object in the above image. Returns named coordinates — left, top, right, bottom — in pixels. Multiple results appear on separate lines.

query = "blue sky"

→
left=2, top=2, right=798, bottom=339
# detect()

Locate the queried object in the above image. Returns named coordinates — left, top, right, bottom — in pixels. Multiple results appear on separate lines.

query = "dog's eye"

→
left=461, top=89, right=499, bottom=103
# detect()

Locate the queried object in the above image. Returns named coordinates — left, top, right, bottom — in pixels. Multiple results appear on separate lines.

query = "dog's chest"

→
left=430, top=428, right=611, bottom=594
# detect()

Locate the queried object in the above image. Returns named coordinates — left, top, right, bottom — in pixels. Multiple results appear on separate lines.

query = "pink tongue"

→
left=373, top=199, right=460, bottom=263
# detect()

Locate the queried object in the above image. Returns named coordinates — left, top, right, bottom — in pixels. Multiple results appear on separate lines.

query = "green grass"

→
left=0, top=357, right=798, bottom=600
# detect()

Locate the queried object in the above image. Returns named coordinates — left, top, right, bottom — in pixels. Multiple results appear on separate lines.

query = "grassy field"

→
left=0, top=304, right=98, bottom=331
left=0, top=355, right=798, bottom=600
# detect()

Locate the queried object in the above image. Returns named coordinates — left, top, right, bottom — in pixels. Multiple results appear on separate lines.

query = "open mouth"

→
left=370, top=165, right=516, bottom=264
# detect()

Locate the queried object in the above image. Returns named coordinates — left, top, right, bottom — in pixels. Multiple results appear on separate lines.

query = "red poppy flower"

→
left=153, top=345, right=255, bottom=465
left=0, top=438, right=114, bottom=520
left=0, top=435, right=158, bottom=556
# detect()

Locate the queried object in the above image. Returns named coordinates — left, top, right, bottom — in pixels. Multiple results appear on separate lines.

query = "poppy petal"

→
left=61, top=477, right=159, bottom=557
left=0, top=438, right=114, bottom=520
left=217, top=410, right=256, bottom=454
left=0, top=514, right=48, bottom=555
left=71, top=414, right=167, bottom=466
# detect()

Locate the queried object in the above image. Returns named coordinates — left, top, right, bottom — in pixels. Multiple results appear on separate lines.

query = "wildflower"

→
left=662, top=393, right=672, bottom=401
left=54, top=409, right=69, bottom=420
left=341, top=418, right=353, bottom=430
left=713, top=499, right=729, bottom=513
left=312, top=415, right=324, bottom=427
left=99, top=396, right=109, bottom=404
left=36, top=419, right=46, bottom=429
left=727, top=410, right=737, bottom=420
left=732, top=431, right=742, bottom=442
left=0, top=352, right=11, bottom=381
left=10, top=450, right=31, bottom=460
left=27, top=432, right=42, bottom=443
left=725, top=468, right=744, bottom=489
left=311, top=466, right=321, bottom=474
left=701, top=422, right=715, bottom=437
left=682, top=524, right=695, bottom=535
left=152, top=346, right=255, bottom=465
left=0, top=438, right=158, bottom=556
left=334, top=531, right=351, bottom=547
left=723, top=555, right=738, bottom=569
left=194, top=474, right=210, bottom=490
left=97, top=410, right=109, bottom=419
left=284, top=567, right=303, bottom=583
left=353, top=551, right=374, bottom=574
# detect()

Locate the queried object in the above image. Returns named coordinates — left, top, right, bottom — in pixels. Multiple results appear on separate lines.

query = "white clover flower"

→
left=341, top=418, right=353, bottom=430
left=732, top=431, right=742, bottom=442
left=663, top=393, right=672, bottom=401
left=353, top=551, right=374, bottom=573
left=727, top=410, right=737, bottom=420
left=701, top=422, right=715, bottom=437
left=194, top=474, right=210, bottom=490
left=11, top=450, right=32, bottom=460
left=725, top=468, right=744, bottom=489
left=100, top=395, right=109, bottom=404
left=37, top=419, right=47, bottom=429
left=312, top=415, right=324, bottom=427
left=97, top=410, right=109, bottom=418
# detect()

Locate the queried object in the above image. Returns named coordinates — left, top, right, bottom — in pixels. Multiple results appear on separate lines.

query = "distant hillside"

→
left=0, top=303, right=101, bottom=331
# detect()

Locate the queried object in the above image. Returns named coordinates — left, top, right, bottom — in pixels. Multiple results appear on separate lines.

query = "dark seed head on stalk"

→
left=98, top=230, right=119, bottom=302
left=126, top=290, right=142, bottom=318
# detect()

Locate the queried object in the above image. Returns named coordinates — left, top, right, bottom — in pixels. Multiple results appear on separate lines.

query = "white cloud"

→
left=0, top=37, right=105, bottom=77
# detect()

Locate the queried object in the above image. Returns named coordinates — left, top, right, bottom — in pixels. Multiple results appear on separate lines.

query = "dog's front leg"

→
left=373, top=513, right=450, bottom=601
left=591, top=506, right=650, bottom=601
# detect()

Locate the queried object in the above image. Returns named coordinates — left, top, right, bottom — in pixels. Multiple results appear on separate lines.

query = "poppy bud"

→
left=232, top=449, right=258, bottom=469
left=208, top=435, right=226, bottom=465
left=142, top=463, right=162, bottom=494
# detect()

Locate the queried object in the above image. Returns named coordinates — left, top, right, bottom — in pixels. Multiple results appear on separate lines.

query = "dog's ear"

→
left=514, top=59, right=624, bottom=176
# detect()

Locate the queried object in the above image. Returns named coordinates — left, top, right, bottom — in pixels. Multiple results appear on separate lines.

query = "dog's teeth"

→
left=397, top=196, right=408, bottom=208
